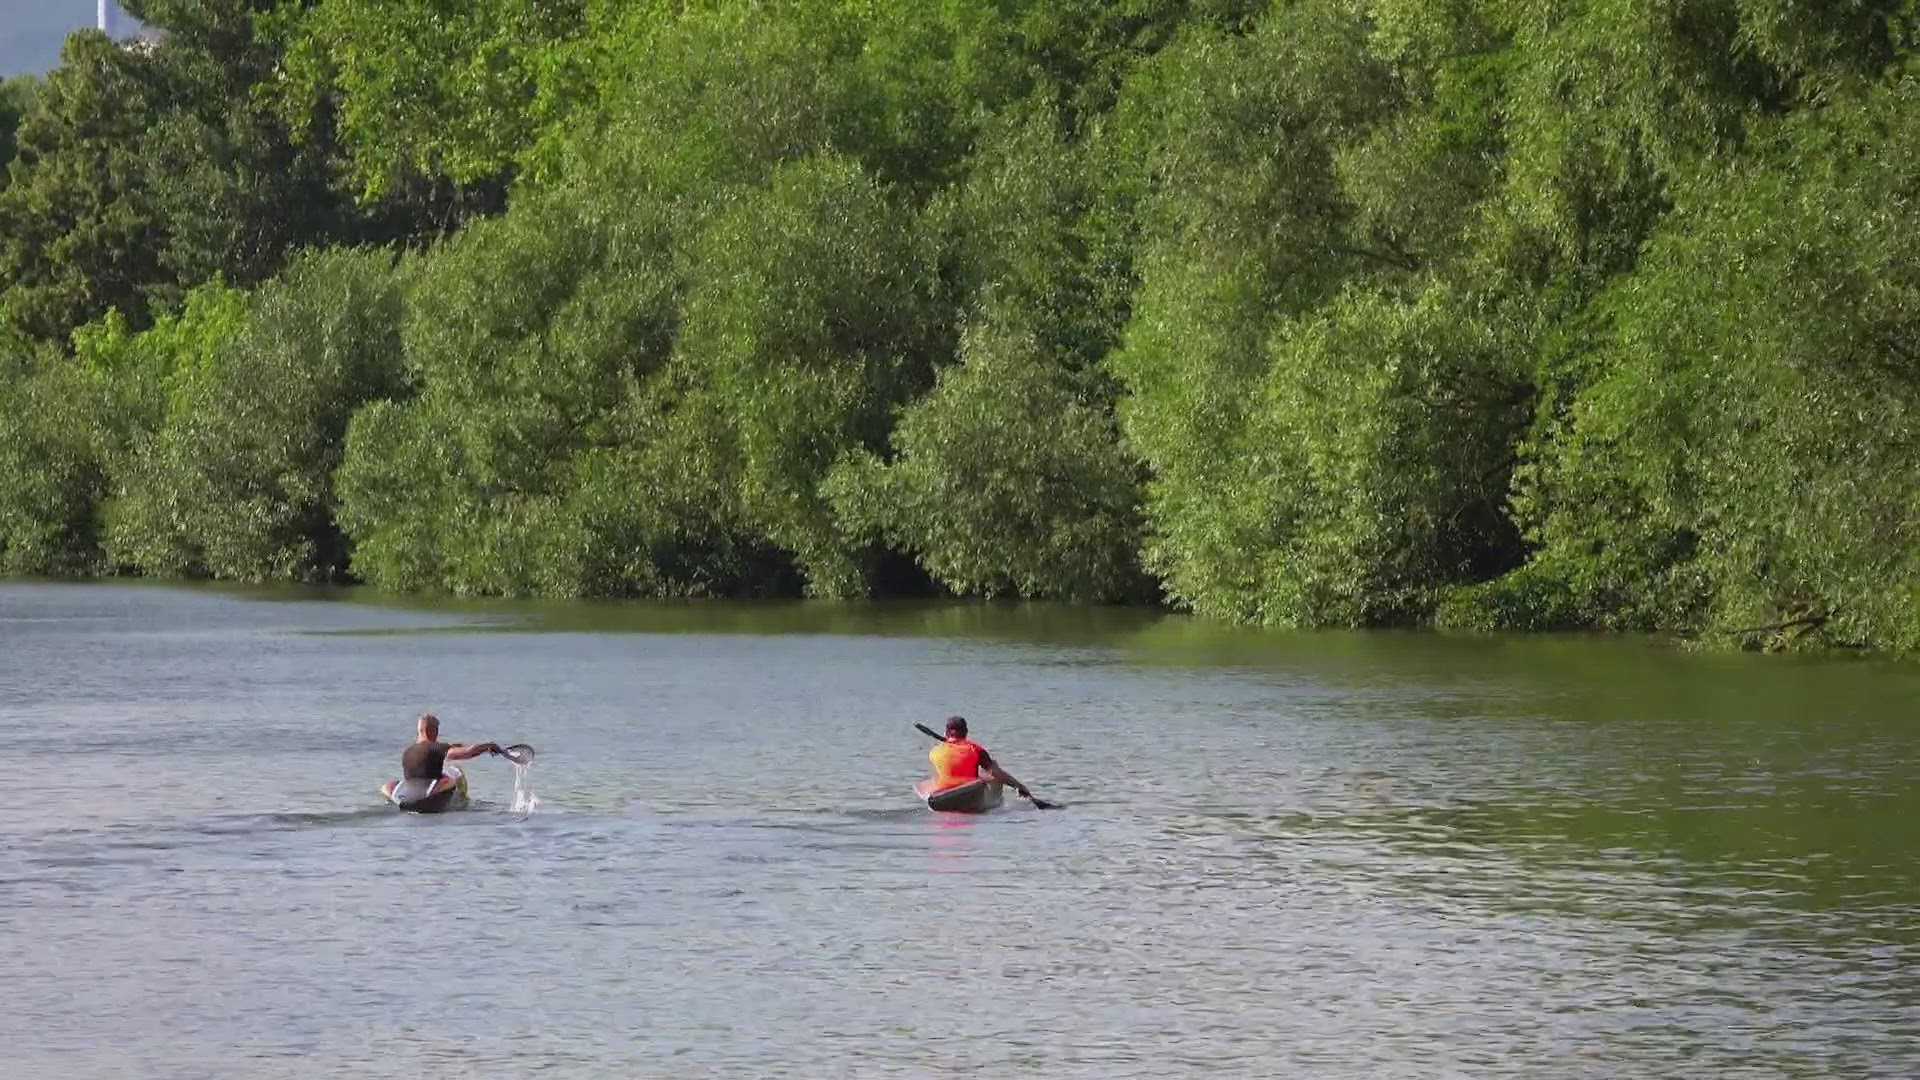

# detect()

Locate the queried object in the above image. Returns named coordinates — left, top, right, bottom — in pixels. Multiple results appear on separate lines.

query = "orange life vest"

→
left=928, top=738, right=984, bottom=792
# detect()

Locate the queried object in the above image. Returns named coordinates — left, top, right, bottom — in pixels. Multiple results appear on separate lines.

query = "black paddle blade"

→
left=497, top=743, right=535, bottom=766
left=1027, top=796, right=1062, bottom=810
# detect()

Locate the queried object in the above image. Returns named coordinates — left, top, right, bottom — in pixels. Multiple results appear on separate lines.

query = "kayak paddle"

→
left=493, top=743, right=535, bottom=766
left=913, top=723, right=1060, bottom=809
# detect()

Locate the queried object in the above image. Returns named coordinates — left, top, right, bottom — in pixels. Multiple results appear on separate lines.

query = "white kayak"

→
left=914, top=777, right=1004, bottom=813
left=381, top=766, right=469, bottom=813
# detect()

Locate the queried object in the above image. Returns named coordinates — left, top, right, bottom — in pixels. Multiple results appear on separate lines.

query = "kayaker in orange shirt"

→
left=928, top=715, right=1033, bottom=800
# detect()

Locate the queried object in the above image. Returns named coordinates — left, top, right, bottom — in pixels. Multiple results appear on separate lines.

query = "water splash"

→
left=509, top=761, right=541, bottom=815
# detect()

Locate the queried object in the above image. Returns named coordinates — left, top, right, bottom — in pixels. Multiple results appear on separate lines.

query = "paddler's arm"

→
left=444, top=742, right=501, bottom=761
left=985, top=764, right=1033, bottom=801
left=973, top=747, right=1033, bottom=799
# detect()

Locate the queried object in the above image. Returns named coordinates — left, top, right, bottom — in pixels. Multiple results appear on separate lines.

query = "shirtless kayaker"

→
left=401, top=712, right=500, bottom=783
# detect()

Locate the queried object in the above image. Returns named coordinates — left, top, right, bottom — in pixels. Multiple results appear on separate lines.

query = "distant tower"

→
left=98, top=0, right=118, bottom=37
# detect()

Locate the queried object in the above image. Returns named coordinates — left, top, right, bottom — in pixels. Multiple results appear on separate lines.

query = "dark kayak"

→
left=914, top=777, right=1005, bottom=813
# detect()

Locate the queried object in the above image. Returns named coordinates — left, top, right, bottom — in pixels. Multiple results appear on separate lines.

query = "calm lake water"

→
left=3, top=580, right=1917, bottom=1078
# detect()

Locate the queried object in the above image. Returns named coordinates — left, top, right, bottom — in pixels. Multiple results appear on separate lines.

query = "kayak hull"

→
left=382, top=766, right=469, bottom=813
left=915, top=777, right=1004, bottom=813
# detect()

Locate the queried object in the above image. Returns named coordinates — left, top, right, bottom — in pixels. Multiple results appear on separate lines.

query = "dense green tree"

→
left=0, top=3, right=363, bottom=346
left=1235, top=284, right=1532, bottom=625
left=1102, top=5, right=1411, bottom=622
left=576, top=1, right=960, bottom=195
left=105, top=248, right=406, bottom=581
left=830, top=317, right=1146, bottom=601
left=670, top=154, right=945, bottom=596
left=4, top=0, right=1919, bottom=653
left=330, top=1, right=964, bottom=600
left=335, top=175, right=689, bottom=597
left=0, top=32, right=167, bottom=343
left=0, top=75, right=36, bottom=185
left=0, top=348, right=112, bottom=573
left=830, top=100, right=1144, bottom=601
left=273, top=0, right=596, bottom=200
left=1455, top=64, right=1920, bottom=649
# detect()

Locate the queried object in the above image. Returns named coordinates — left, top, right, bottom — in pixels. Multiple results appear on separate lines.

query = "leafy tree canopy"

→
left=4, top=0, right=1919, bottom=653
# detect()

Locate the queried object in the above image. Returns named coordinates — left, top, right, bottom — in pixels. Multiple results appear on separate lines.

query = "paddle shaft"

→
left=914, top=724, right=1058, bottom=809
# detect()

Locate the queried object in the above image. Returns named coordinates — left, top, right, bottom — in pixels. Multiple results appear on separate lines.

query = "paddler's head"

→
left=944, top=715, right=968, bottom=741
left=417, top=712, right=440, bottom=742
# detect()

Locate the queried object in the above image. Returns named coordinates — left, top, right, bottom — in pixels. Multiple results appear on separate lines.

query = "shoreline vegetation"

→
left=1, top=2, right=1916, bottom=655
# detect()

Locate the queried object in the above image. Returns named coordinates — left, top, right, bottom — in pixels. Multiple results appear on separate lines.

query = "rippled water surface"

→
left=4, top=581, right=1918, bottom=1078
